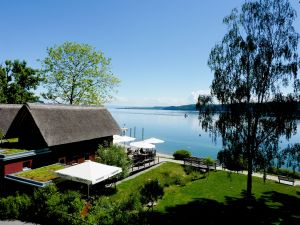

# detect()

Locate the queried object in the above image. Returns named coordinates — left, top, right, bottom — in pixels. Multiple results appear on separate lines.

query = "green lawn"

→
left=112, top=162, right=300, bottom=225
left=16, top=164, right=66, bottom=182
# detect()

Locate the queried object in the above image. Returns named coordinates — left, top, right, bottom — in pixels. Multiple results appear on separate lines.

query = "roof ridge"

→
left=26, top=103, right=105, bottom=110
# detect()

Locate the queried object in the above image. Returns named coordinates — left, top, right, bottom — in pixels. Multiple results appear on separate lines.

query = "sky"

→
left=1, top=0, right=300, bottom=107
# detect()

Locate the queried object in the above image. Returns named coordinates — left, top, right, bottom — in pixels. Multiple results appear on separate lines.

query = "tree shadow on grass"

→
left=147, top=190, right=300, bottom=225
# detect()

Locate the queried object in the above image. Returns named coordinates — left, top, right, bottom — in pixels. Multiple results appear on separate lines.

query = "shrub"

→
left=189, top=170, right=204, bottom=181
left=173, top=150, right=191, bottom=160
left=88, top=195, right=143, bottom=225
left=161, top=171, right=187, bottom=187
left=173, top=176, right=187, bottom=186
left=140, top=179, right=164, bottom=211
left=97, top=144, right=132, bottom=178
left=0, top=193, right=31, bottom=220
left=203, top=156, right=214, bottom=166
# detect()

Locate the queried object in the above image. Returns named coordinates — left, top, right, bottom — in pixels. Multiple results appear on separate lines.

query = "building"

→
left=0, top=104, right=22, bottom=136
left=0, top=103, right=120, bottom=188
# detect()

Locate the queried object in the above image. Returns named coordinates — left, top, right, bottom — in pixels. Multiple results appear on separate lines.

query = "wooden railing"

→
left=183, top=157, right=220, bottom=172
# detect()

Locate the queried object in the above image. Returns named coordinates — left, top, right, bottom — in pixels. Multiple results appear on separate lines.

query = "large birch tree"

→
left=198, top=0, right=300, bottom=200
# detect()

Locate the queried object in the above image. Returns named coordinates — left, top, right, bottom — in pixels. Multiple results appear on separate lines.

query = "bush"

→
left=88, top=195, right=144, bottom=225
left=173, top=150, right=191, bottom=160
left=203, top=156, right=214, bottom=166
left=97, top=144, right=132, bottom=178
left=161, top=171, right=187, bottom=187
left=140, top=179, right=164, bottom=211
left=0, top=193, right=31, bottom=220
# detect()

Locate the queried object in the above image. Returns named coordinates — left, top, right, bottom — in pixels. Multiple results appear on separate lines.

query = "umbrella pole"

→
left=87, top=184, right=90, bottom=198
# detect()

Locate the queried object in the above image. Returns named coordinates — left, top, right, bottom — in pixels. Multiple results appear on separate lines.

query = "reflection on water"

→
left=108, top=108, right=300, bottom=160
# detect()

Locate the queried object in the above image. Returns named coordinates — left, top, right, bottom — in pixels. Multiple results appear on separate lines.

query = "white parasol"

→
left=130, top=141, right=155, bottom=149
left=143, top=137, right=165, bottom=144
left=113, top=135, right=136, bottom=144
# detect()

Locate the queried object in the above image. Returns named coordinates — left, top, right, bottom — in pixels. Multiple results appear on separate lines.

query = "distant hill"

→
left=118, top=102, right=300, bottom=113
left=118, top=104, right=197, bottom=111
left=118, top=104, right=229, bottom=111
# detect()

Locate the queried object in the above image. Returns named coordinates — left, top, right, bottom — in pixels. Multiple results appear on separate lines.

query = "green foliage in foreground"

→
left=112, top=163, right=300, bottom=225
left=173, top=149, right=191, bottom=160
left=0, top=185, right=85, bottom=224
left=1, top=162, right=299, bottom=225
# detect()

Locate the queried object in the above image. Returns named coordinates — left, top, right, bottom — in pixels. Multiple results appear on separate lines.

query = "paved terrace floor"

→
left=119, top=153, right=300, bottom=186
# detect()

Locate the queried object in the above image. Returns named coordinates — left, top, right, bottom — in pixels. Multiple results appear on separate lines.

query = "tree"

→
left=199, top=0, right=299, bottom=200
left=40, top=41, right=120, bottom=105
left=96, top=144, right=132, bottom=178
left=139, top=179, right=164, bottom=211
left=281, top=143, right=300, bottom=175
left=0, top=60, right=40, bottom=103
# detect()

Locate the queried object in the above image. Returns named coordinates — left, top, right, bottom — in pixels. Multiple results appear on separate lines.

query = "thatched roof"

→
left=0, top=104, right=22, bottom=135
left=7, top=103, right=121, bottom=147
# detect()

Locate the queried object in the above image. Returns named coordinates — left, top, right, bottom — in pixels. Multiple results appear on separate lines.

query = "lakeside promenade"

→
left=157, top=153, right=300, bottom=186
left=119, top=152, right=300, bottom=186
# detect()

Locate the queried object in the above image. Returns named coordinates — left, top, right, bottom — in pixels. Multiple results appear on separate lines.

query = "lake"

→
left=108, top=108, right=300, bottom=160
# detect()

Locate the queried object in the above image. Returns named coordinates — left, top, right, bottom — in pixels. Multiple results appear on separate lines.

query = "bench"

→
left=183, top=157, right=215, bottom=172
left=278, top=175, right=295, bottom=185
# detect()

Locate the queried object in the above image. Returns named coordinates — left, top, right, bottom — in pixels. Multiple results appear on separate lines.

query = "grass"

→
left=0, top=148, right=27, bottom=154
left=111, top=163, right=188, bottom=201
left=16, top=164, right=66, bottom=182
left=111, top=162, right=300, bottom=225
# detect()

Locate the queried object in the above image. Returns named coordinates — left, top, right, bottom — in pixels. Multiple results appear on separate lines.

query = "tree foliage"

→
left=88, top=195, right=144, bottom=225
left=199, top=0, right=300, bottom=199
left=0, top=60, right=40, bottom=103
left=40, top=41, right=120, bottom=105
left=139, top=179, right=164, bottom=211
left=173, top=149, right=191, bottom=160
left=281, top=143, right=300, bottom=174
left=96, top=144, right=132, bottom=178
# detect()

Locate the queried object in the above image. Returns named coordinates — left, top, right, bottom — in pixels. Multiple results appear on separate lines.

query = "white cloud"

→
left=188, top=90, right=211, bottom=103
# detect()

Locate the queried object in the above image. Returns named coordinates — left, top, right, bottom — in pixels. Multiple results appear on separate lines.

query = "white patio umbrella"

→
left=55, top=160, right=122, bottom=197
left=113, top=135, right=136, bottom=144
left=130, top=141, right=155, bottom=149
left=143, top=137, right=165, bottom=144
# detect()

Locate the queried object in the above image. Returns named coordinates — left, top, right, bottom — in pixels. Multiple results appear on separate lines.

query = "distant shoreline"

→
left=117, top=104, right=197, bottom=111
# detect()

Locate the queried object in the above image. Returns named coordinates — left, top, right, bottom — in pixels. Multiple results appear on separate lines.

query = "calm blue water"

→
left=109, top=108, right=300, bottom=160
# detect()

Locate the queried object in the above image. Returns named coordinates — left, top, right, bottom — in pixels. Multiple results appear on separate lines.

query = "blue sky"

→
left=1, top=0, right=300, bottom=106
